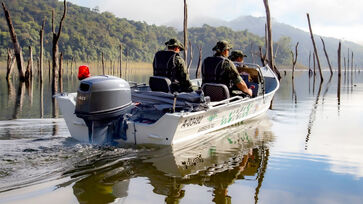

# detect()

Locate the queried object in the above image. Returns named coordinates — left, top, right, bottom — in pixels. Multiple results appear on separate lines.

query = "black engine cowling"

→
left=75, top=75, right=133, bottom=144
left=75, top=75, right=132, bottom=121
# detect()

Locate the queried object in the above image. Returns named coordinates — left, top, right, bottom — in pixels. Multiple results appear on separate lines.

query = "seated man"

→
left=201, top=41, right=252, bottom=97
left=228, top=50, right=251, bottom=81
left=152, top=38, right=193, bottom=92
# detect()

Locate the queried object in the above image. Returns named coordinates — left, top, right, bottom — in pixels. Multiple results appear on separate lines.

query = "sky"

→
left=67, top=0, right=363, bottom=45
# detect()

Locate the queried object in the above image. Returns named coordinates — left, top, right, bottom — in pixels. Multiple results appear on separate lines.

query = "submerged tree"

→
left=2, top=2, right=25, bottom=81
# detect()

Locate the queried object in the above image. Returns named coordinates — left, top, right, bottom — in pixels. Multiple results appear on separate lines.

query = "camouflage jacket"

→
left=172, top=54, right=193, bottom=92
left=212, top=54, right=243, bottom=88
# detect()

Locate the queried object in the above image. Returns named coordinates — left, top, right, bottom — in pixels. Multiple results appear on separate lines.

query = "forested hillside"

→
left=0, top=0, right=293, bottom=65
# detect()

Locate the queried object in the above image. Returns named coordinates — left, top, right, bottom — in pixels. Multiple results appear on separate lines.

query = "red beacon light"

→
left=78, top=65, right=91, bottom=80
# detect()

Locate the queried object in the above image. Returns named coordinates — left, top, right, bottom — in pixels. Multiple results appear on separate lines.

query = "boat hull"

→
left=56, top=66, right=279, bottom=146
left=56, top=87, right=276, bottom=146
left=125, top=90, right=275, bottom=145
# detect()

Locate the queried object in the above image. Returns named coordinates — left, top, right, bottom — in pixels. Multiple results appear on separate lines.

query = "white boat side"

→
left=56, top=65, right=279, bottom=146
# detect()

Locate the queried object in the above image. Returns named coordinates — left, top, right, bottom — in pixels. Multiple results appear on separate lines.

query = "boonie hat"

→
left=212, top=40, right=233, bottom=52
left=165, top=38, right=184, bottom=51
left=230, top=50, right=247, bottom=59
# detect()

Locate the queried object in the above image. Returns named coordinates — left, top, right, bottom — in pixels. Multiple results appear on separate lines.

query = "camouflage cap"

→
left=212, top=40, right=232, bottom=52
left=165, top=38, right=184, bottom=51
left=229, top=50, right=247, bottom=60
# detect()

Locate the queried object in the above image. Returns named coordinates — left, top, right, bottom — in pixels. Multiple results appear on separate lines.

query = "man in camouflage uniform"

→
left=229, top=50, right=247, bottom=69
left=229, top=50, right=252, bottom=81
left=153, top=38, right=193, bottom=92
left=202, top=41, right=252, bottom=97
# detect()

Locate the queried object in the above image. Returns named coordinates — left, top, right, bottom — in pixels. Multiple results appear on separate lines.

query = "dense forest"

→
left=0, top=0, right=293, bottom=65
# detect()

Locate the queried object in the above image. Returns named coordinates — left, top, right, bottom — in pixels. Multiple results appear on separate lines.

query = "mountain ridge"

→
left=166, top=15, right=363, bottom=67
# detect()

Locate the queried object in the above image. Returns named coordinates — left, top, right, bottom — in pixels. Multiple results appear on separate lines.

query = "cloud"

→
left=267, top=0, right=363, bottom=26
left=67, top=0, right=363, bottom=44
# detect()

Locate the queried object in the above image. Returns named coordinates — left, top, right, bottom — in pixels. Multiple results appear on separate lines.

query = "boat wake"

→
left=0, top=119, right=142, bottom=193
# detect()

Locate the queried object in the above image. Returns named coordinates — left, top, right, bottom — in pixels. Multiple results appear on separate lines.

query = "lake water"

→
left=0, top=67, right=362, bottom=204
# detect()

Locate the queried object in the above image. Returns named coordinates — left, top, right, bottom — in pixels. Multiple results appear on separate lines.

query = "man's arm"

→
left=236, top=81, right=252, bottom=96
left=176, top=55, right=193, bottom=90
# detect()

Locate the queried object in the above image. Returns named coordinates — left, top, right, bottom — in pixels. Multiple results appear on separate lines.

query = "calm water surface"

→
left=0, top=67, right=362, bottom=204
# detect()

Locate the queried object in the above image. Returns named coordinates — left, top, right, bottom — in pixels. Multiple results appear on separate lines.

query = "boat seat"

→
left=149, top=76, right=171, bottom=93
left=202, top=83, right=230, bottom=102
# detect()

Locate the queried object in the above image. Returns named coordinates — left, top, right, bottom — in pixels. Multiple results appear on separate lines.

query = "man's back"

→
left=202, top=55, right=241, bottom=91
left=153, top=50, right=192, bottom=92
left=201, top=56, right=226, bottom=84
left=153, top=50, right=177, bottom=78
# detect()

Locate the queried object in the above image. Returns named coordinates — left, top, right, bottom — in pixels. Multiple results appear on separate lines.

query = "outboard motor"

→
left=75, top=75, right=133, bottom=144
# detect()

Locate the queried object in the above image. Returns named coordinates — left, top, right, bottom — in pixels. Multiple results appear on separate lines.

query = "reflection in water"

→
left=305, top=81, right=323, bottom=150
left=2, top=69, right=363, bottom=203
left=305, top=73, right=333, bottom=150
left=254, top=147, right=269, bottom=204
left=25, top=78, right=33, bottom=106
left=6, top=78, right=15, bottom=105
left=337, top=72, right=341, bottom=110
left=13, top=82, right=25, bottom=119
left=292, top=78, right=297, bottom=104
left=62, top=117, right=273, bottom=204
left=52, top=91, right=59, bottom=118
left=312, top=73, right=316, bottom=95
left=322, top=75, right=332, bottom=104
left=308, top=73, right=311, bottom=94
left=40, top=79, right=44, bottom=118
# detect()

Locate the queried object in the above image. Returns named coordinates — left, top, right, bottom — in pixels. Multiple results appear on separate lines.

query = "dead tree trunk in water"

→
left=70, top=57, right=74, bottom=75
left=6, top=49, right=16, bottom=80
left=51, top=0, right=67, bottom=118
left=187, top=41, right=193, bottom=70
left=39, top=19, right=45, bottom=83
left=30, top=47, right=33, bottom=78
left=259, top=46, right=267, bottom=66
left=351, top=52, right=354, bottom=71
left=308, top=51, right=313, bottom=77
left=183, top=0, right=188, bottom=69
left=337, top=42, right=341, bottom=102
left=126, top=48, right=129, bottom=80
left=51, top=1, right=67, bottom=95
left=263, top=0, right=277, bottom=77
left=102, top=52, right=105, bottom=75
left=2, top=2, right=25, bottom=81
left=344, top=57, right=346, bottom=75
left=48, top=60, right=51, bottom=80
left=59, top=52, right=63, bottom=93
left=338, top=42, right=342, bottom=78
left=313, top=52, right=316, bottom=76
left=291, top=42, right=299, bottom=79
left=195, top=46, right=202, bottom=78
left=347, top=48, right=350, bottom=73
left=320, top=37, right=333, bottom=75
left=110, top=60, right=113, bottom=75
left=25, top=46, right=33, bottom=79
left=119, top=44, right=122, bottom=78
left=350, top=52, right=353, bottom=86
left=274, top=43, right=280, bottom=60
left=308, top=51, right=311, bottom=70
left=307, top=13, right=323, bottom=81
